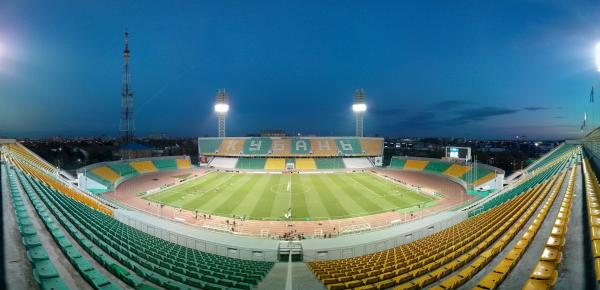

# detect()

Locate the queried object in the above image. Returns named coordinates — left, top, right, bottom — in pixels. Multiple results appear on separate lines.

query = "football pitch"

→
left=144, top=172, right=437, bottom=220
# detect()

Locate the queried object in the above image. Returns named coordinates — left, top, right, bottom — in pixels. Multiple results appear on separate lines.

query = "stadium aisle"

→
left=468, top=165, right=573, bottom=289
left=555, top=165, right=591, bottom=289
left=257, top=262, right=325, bottom=290
left=11, top=168, right=94, bottom=290
left=2, top=165, right=38, bottom=290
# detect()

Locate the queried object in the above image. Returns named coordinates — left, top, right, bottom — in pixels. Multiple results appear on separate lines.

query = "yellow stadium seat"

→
left=218, top=138, right=245, bottom=155
left=91, top=166, right=121, bottom=183
left=295, top=158, right=317, bottom=170
left=359, top=139, right=383, bottom=155
left=271, top=139, right=292, bottom=156
left=265, top=158, right=286, bottom=170
left=311, top=139, right=338, bottom=156
left=130, top=161, right=158, bottom=174
left=473, top=172, right=496, bottom=186
left=404, top=160, right=428, bottom=170
left=176, top=159, right=192, bottom=169
left=444, top=164, right=470, bottom=178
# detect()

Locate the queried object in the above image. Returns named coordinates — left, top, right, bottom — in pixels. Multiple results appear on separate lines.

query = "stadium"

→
left=3, top=2, right=600, bottom=290
left=1, top=129, right=592, bottom=290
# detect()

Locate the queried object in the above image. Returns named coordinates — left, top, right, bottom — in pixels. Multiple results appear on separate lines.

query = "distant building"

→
left=260, top=130, right=288, bottom=137
left=120, top=143, right=152, bottom=159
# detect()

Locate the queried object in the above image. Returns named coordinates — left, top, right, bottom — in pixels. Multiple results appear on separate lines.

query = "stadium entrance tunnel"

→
left=278, top=241, right=303, bottom=262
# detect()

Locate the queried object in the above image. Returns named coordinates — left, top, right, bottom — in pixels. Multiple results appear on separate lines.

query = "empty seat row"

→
left=308, top=148, right=576, bottom=290
left=3, top=162, right=70, bottom=290
left=10, top=157, right=274, bottom=290
left=522, top=163, right=577, bottom=289
left=14, top=167, right=125, bottom=290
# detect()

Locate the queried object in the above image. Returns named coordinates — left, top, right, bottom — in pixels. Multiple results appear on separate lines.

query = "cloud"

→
left=371, top=107, right=404, bottom=116
left=392, top=106, right=521, bottom=129
left=523, top=106, right=551, bottom=111
left=450, top=106, right=520, bottom=123
left=430, top=100, right=471, bottom=109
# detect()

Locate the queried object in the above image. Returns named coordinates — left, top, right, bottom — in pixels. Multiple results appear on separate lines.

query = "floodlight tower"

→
left=352, top=89, right=367, bottom=137
left=120, top=32, right=134, bottom=144
left=214, top=89, right=230, bottom=137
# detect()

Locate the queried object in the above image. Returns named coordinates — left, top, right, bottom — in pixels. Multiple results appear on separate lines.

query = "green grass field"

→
left=144, top=172, right=436, bottom=220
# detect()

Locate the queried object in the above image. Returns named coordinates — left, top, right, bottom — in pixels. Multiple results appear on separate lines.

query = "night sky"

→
left=1, top=1, right=599, bottom=139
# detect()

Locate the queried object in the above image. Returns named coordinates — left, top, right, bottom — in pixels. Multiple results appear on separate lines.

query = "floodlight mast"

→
left=214, top=89, right=229, bottom=137
left=353, top=89, right=367, bottom=137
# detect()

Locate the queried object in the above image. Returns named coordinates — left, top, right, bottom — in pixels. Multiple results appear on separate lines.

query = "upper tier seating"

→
left=291, top=138, right=312, bottom=155
left=315, top=158, right=346, bottom=169
left=527, top=144, right=576, bottom=173
left=271, top=139, right=292, bottom=156
left=236, top=158, right=267, bottom=170
left=209, top=157, right=238, bottom=169
left=198, top=137, right=384, bottom=157
left=129, top=161, right=158, bottom=174
left=219, top=138, right=245, bottom=155
left=336, top=138, right=363, bottom=155
left=311, top=139, right=339, bottom=156
left=295, top=158, right=317, bottom=170
left=265, top=158, right=286, bottom=170
left=198, top=138, right=223, bottom=154
left=360, top=139, right=384, bottom=155
left=242, top=138, right=272, bottom=155
left=342, top=158, right=373, bottom=169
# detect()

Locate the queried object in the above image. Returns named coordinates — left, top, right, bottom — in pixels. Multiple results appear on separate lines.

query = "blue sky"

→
left=0, top=0, right=599, bottom=139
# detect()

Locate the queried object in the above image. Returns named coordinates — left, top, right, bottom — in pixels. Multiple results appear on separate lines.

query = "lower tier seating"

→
left=295, top=158, right=317, bottom=170
left=342, top=158, right=373, bottom=169
left=209, top=157, right=238, bottom=169
left=265, top=158, right=286, bottom=170
left=236, top=158, right=267, bottom=170
left=315, top=158, right=345, bottom=169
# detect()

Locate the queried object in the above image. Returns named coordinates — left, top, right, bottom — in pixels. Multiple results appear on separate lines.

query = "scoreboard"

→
left=445, top=146, right=471, bottom=162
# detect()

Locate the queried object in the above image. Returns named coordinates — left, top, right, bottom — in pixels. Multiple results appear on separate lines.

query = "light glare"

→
left=596, top=42, right=600, bottom=72
left=352, top=103, right=367, bottom=112
left=214, top=103, right=229, bottom=113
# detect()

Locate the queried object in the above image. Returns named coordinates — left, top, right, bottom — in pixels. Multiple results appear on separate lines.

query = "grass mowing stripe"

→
left=146, top=172, right=225, bottom=204
left=300, top=174, right=330, bottom=219
left=346, top=173, right=402, bottom=209
left=313, top=174, right=348, bottom=218
left=179, top=173, right=238, bottom=210
left=250, top=174, right=279, bottom=219
left=291, top=174, right=309, bottom=219
left=349, top=173, right=423, bottom=208
left=211, top=174, right=262, bottom=215
left=329, top=174, right=383, bottom=214
left=231, top=174, right=271, bottom=217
